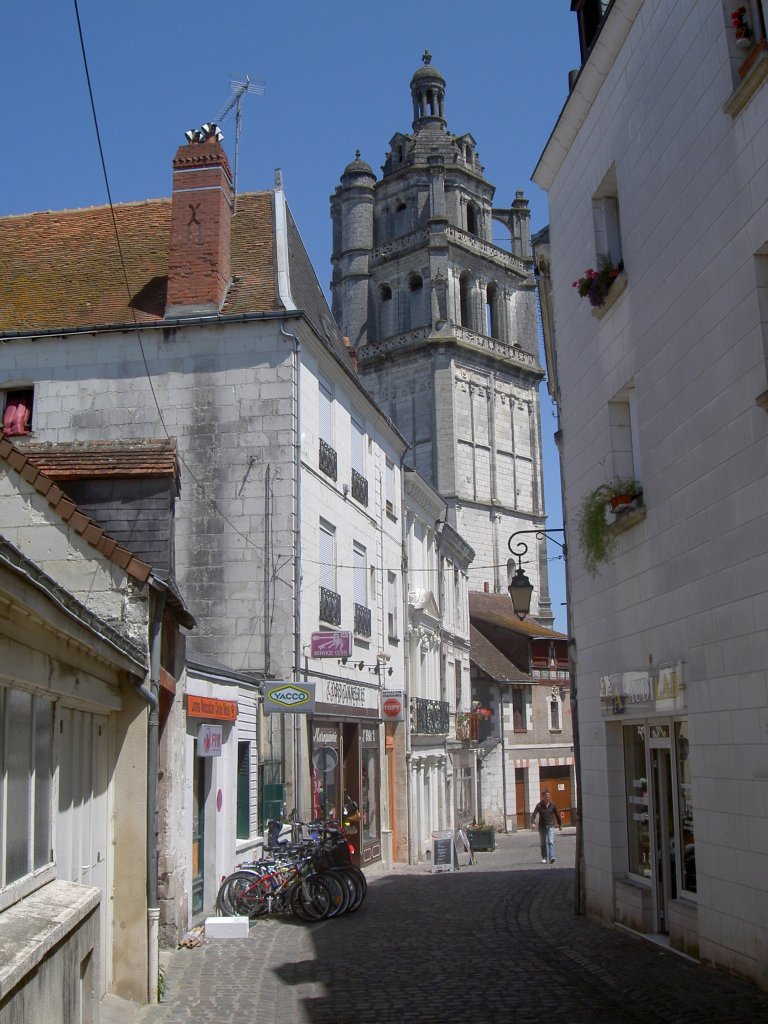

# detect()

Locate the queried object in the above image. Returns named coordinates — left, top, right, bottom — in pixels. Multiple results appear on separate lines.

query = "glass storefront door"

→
left=650, top=743, right=676, bottom=933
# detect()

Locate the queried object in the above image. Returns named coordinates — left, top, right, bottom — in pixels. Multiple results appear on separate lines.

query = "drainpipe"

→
left=135, top=585, right=165, bottom=1004
left=399, top=450, right=415, bottom=864
left=281, top=321, right=303, bottom=820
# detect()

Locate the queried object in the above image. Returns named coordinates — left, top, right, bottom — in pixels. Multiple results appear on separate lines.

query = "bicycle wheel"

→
left=320, top=869, right=351, bottom=918
left=216, top=870, right=260, bottom=916
left=290, top=874, right=333, bottom=921
left=331, top=866, right=364, bottom=913
left=224, top=870, right=269, bottom=918
left=342, top=863, right=367, bottom=902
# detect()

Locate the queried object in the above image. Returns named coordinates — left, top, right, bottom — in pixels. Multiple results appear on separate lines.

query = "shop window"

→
left=0, top=687, right=54, bottom=905
left=675, top=721, right=696, bottom=894
left=2, top=388, right=33, bottom=437
left=361, top=728, right=379, bottom=844
left=311, top=726, right=340, bottom=820
left=624, top=724, right=651, bottom=878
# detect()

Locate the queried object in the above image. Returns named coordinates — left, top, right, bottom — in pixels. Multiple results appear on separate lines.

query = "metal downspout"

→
left=281, top=321, right=303, bottom=820
left=135, top=585, right=165, bottom=1004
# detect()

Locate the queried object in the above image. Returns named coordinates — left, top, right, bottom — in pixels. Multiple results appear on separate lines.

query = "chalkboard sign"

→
left=431, top=830, right=455, bottom=872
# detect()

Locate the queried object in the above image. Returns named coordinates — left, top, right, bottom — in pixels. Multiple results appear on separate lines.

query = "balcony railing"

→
left=351, top=468, right=368, bottom=506
left=319, top=439, right=338, bottom=481
left=354, top=603, right=372, bottom=638
left=319, top=586, right=341, bottom=626
left=410, top=697, right=450, bottom=735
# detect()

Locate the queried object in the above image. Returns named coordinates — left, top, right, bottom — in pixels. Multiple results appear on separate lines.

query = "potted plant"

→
left=466, top=820, right=496, bottom=852
left=572, top=253, right=624, bottom=308
left=576, top=478, right=642, bottom=576
left=731, top=6, right=752, bottom=47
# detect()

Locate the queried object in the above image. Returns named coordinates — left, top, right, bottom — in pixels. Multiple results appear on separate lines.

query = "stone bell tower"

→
left=330, top=52, right=553, bottom=624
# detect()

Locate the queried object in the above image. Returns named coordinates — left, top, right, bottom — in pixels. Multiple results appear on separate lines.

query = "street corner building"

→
left=533, top=0, right=768, bottom=991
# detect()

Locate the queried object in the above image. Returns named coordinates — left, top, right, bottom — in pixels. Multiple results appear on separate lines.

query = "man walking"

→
left=531, top=789, right=563, bottom=863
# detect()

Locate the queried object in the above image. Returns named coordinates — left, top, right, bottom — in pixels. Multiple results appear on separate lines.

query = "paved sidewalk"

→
left=132, top=829, right=768, bottom=1024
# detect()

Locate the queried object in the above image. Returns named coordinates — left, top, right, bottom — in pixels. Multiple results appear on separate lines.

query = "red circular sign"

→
left=383, top=697, right=402, bottom=718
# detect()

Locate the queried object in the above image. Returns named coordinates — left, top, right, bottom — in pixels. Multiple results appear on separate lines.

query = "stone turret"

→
left=330, top=151, right=375, bottom=347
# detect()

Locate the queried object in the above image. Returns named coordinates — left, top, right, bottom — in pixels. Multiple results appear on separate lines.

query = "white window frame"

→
left=319, top=519, right=337, bottom=592
left=387, top=571, right=398, bottom=640
left=351, top=410, right=366, bottom=476
left=353, top=541, right=367, bottom=607
left=0, top=686, right=55, bottom=912
left=592, top=165, right=622, bottom=267
left=318, top=378, right=334, bottom=445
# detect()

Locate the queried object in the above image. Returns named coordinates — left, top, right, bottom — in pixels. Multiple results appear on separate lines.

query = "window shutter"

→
left=351, top=413, right=365, bottom=473
left=353, top=543, right=367, bottom=604
left=319, top=381, right=333, bottom=443
left=319, top=521, right=335, bottom=590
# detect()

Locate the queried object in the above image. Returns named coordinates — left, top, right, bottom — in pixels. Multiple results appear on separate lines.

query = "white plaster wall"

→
left=538, top=0, right=768, bottom=986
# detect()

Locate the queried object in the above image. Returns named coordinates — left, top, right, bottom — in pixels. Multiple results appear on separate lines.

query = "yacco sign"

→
left=382, top=689, right=405, bottom=722
left=263, top=682, right=316, bottom=715
left=311, top=631, right=352, bottom=658
left=197, top=723, right=222, bottom=757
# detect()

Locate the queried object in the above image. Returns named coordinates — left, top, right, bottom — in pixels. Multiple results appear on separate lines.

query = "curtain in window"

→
left=2, top=393, right=31, bottom=436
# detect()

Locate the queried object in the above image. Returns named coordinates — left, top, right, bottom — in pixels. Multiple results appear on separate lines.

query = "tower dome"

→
left=341, top=150, right=375, bottom=183
left=410, top=50, right=446, bottom=129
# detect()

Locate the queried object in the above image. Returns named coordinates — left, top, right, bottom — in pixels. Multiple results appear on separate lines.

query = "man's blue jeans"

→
left=539, top=825, right=556, bottom=861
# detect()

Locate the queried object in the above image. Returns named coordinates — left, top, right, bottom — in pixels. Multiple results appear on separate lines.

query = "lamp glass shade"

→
left=508, top=567, right=533, bottom=619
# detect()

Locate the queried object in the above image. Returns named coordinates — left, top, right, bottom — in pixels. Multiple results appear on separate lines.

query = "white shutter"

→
left=319, top=380, right=333, bottom=443
left=351, top=412, right=365, bottom=473
left=353, top=543, right=367, bottom=604
left=319, top=521, right=335, bottom=590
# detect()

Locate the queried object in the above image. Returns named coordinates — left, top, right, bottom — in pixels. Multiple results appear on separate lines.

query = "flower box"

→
left=467, top=827, right=496, bottom=852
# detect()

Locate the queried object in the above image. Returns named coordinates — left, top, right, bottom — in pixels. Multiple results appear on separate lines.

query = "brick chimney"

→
left=166, top=127, right=233, bottom=317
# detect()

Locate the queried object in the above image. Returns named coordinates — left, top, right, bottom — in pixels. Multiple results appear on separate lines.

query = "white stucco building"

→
left=533, top=0, right=768, bottom=988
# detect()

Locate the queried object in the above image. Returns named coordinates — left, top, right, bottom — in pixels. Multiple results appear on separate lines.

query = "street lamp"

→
left=507, top=529, right=566, bottom=620
left=507, top=526, right=584, bottom=918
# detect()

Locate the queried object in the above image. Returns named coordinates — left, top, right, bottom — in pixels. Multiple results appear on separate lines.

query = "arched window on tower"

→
left=486, top=282, right=500, bottom=339
left=466, top=201, right=479, bottom=236
left=459, top=271, right=474, bottom=331
left=408, top=274, right=424, bottom=329
left=393, top=200, right=408, bottom=238
left=379, top=283, right=395, bottom=338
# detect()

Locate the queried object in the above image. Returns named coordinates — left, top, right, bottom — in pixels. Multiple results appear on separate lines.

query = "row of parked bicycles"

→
left=216, top=819, right=367, bottom=922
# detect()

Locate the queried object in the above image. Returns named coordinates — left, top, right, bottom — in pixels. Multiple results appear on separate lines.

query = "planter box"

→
left=467, top=828, right=495, bottom=852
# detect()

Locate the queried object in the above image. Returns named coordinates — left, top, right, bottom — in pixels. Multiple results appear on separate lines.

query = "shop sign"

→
left=314, top=677, right=380, bottom=718
left=311, top=631, right=352, bottom=657
left=198, top=723, right=222, bottom=757
left=264, top=681, right=316, bottom=714
left=187, top=695, right=238, bottom=721
left=600, top=661, right=684, bottom=716
left=382, top=689, right=405, bottom=721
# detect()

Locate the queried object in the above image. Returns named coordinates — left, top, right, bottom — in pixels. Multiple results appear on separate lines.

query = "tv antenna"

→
left=214, top=74, right=265, bottom=213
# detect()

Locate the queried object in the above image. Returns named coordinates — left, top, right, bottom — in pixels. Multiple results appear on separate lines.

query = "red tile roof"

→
left=470, top=625, right=531, bottom=682
left=0, top=437, right=152, bottom=583
left=469, top=590, right=567, bottom=639
left=0, top=193, right=277, bottom=333
left=22, top=439, right=178, bottom=483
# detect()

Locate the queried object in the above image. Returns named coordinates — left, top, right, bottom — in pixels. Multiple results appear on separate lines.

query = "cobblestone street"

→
left=132, top=830, right=768, bottom=1024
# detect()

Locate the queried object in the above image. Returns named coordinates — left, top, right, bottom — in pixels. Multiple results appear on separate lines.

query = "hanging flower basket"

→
left=731, top=7, right=753, bottom=47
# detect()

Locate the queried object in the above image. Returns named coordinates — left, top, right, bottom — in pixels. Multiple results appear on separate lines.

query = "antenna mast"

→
left=214, top=74, right=265, bottom=213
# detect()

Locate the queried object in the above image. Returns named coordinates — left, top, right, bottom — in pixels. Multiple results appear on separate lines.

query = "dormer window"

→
left=2, top=388, right=33, bottom=436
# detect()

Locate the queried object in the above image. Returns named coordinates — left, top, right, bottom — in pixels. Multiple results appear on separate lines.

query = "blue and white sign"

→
left=263, top=681, right=316, bottom=714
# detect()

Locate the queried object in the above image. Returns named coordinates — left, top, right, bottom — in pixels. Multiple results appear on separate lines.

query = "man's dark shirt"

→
left=532, top=800, right=562, bottom=828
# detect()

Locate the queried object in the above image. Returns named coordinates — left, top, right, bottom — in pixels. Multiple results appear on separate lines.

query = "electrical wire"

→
left=73, top=0, right=263, bottom=554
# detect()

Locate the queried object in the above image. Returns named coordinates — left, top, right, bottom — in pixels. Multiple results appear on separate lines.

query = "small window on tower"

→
left=2, top=388, right=34, bottom=437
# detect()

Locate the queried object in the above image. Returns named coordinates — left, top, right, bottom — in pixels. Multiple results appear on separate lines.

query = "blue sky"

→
left=3, top=1, right=580, bottom=631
